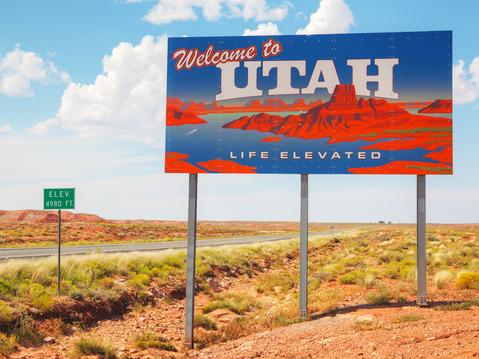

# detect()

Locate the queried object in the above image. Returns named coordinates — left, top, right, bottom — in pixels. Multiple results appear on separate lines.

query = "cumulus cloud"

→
left=0, top=44, right=70, bottom=97
left=0, top=123, right=12, bottom=134
left=243, top=22, right=281, bottom=36
left=453, top=57, right=479, bottom=105
left=297, top=0, right=353, bottom=35
left=32, top=35, right=168, bottom=145
left=137, top=0, right=288, bottom=24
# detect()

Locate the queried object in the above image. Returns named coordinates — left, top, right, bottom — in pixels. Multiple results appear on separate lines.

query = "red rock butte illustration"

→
left=222, top=84, right=452, bottom=174
left=166, top=98, right=207, bottom=126
left=418, top=99, right=452, bottom=113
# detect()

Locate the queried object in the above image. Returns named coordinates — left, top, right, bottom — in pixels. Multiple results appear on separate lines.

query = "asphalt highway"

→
left=0, top=229, right=345, bottom=260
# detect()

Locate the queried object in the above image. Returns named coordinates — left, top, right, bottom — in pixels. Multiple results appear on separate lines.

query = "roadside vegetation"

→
left=0, top=219, right=333, bottom=247
left=0, top=224, right=478, bottom=354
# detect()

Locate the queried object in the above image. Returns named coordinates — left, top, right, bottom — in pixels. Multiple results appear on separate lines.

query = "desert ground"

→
left=0, top=212, right=477, bottom=358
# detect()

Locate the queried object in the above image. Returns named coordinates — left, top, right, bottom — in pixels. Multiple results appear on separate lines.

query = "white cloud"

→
left=32, top=35, right=168, bottom=145
left=0, top=44, right=70, bottom=97
left=243, top=22, right=281, bottom=36
left=139, top=0, right=288, bottom=24
left=0, top=123, right=12, bottom=134
left=453, top=57, right=479, bottom=105
left=297, top=0, right=353, bottom=35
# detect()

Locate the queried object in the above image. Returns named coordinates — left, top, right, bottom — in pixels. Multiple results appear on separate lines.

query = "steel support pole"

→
left=300, top=174, right=309, bottom=319
left=57, top=209, right=61, bottom=296
left=417, top=175, right=427, bottom=306
left=185, top=174, right=198, bottom=348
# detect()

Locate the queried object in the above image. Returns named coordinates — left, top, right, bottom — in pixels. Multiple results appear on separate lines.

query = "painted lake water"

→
left=166, top=111, right=444, bottom=174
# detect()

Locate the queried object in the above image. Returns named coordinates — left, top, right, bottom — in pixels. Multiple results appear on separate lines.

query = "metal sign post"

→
left=43, top=188, right=75, bottom=297
left=299, top=174, right=309, bottom=319
left=417, top=175, right=428, bottom=306
left=57, top=209, right=61, bottom=296
left=185, top=174, right=198, bottom=348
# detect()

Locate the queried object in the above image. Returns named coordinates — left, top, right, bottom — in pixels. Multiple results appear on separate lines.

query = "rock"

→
left=43, top=337, right=56, bottom=344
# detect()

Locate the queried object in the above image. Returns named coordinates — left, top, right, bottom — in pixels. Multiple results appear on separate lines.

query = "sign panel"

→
left=165, top=31, right=452, bottom=174
left=43, top=188, right=75, bottom=210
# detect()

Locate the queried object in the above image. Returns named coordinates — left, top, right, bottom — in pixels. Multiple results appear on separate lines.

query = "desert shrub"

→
left=255, top=271, right=296, bottom=295
left=434, top=270, right=453, bottom=289
left=0, top=301, right=13, bottom=323
left=365, top=289, right=391, bottom=305
left=0, top=333, right=16, bottom=356
left=127, top=273, right=151, bottom=289
left=353, top=318, right=379, bottom=331
left=134, top=331, right=177, bottom=352
left=393, top=313, right=424, bottom=323
left=436, top=302, right=472, bottom=311
left=222, top=316, right=252, bottom=341
left=456, top=271, right=479, bottom=289
left=13, top=314, right=43, bottom=346
left=339, top=271, right=365, bottom=285
left=72, top=337, right=117, bottom=359
left=0, top=278, right=15, bottom=297
left=194, top=314, right=218, bottom=330
left=18, top=283, right=54, bottom=311
left=203, top=292, right=259, bottom=315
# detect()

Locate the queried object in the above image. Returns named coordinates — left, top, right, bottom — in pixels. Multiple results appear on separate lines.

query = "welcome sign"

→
left=165, top=31, right=452, bottom=174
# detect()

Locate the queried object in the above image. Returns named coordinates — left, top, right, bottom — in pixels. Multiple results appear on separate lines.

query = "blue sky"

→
left=0, top=0, right=478, bottom=222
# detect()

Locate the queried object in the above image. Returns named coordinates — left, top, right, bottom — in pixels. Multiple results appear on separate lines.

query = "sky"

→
left=0, top=0, right=478, bottom=223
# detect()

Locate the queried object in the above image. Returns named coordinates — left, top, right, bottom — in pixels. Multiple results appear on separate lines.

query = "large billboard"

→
left=165, top=31, right=452, bottom=174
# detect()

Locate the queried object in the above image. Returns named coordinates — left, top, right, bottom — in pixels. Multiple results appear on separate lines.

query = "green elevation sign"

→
left=43, top=188, right=75, bottom=210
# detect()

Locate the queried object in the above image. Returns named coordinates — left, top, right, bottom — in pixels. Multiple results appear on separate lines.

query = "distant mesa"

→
left=261, top=136, right=282, bottom=143
left=223, top=84, right=412, bottom=141
left=166, top=98, right=207, bottom=126
left=166, top=96, right=324, bottom=116
left=0, top=210, right=105, bottom=223
left=418, top=99, right=452, bottom=113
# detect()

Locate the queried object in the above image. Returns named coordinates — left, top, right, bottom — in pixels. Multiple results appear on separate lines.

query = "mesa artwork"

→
left=165, top=31, right=452, bottom=174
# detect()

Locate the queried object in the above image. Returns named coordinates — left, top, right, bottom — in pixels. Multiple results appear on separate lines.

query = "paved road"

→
left=0, top=229, right=345, bottom=260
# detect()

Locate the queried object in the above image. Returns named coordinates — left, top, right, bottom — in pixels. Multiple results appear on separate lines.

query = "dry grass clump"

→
left=0, top=332, right=16, bottom=356
left=72, top=337, right=117, bottom=359
left=434, top=270, right=454, bottom=289
left=455, top=271, right=479, bottom=289
left=134, top=331, right=177, bottom=352
left=393, top=313, right=424, bottom=323
left=194, top=314, right=218, bottom=330
left=203, top=291, right=260, bottom=315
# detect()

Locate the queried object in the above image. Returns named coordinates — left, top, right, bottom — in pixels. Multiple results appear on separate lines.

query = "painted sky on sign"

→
left=168, top=32, right=452, bottom=102
left=0, top=0, right=478, bottom=222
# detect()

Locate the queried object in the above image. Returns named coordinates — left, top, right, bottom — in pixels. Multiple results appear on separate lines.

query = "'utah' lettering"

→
left=216, top=59, right=399, bottom=101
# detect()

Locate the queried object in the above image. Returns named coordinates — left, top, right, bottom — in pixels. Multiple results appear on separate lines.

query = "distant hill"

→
left=0, top=210, right=105, bottom=223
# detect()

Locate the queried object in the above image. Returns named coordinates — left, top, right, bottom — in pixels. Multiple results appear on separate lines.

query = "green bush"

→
left=127, top=273, right=151, bottom=289
left=134, top=331, right=177, bottom=352
left=194, top=314, right=218, bottom=330
left=203, top=292, right=259, bottom=315
left=366, top=290, right=391, bottom=305
left=0, top=301, right=13, bottom=323
left=72, top=337, right=117, bottom=359
left=456, top=271, right=479, bottom=290
left=13, top=314, right=43, bottom=346
left=18, top=283, right=53, bottom=311
left=0, top=333, right=16, bottom=356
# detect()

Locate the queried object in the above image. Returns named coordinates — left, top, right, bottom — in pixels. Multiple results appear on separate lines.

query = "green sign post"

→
left=43, top=188, right=75, bottom=295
